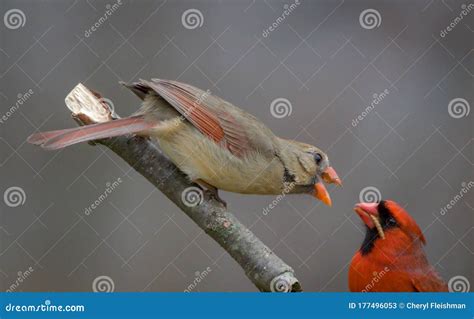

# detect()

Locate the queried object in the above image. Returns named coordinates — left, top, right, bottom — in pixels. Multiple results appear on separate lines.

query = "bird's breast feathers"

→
left=155, top=123, right=285, bottom=195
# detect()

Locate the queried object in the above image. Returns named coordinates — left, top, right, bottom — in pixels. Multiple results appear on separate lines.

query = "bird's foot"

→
left=205, top=189, right=227, bottom=208
left=195, top=179, right=227, bottom=208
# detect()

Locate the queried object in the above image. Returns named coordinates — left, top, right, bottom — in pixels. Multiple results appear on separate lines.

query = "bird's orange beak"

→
left=321, top=166, right=342, bottom=186
left=313, top=167, right=341, bottom=206
left=314, top=182, right=332, bottom=206
left=354, top=202, right=385, bottom=239
left=354, top=202, right=378, bottom=228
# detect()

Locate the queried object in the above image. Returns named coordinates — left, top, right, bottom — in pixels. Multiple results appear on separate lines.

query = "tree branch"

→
left=64, top=83, right=302, bottom=292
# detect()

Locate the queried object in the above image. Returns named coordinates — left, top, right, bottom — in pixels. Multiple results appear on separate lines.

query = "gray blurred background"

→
left=0, top=0, right=472, bottom=292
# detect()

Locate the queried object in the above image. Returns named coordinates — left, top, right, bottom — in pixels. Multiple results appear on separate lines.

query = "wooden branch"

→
left=64, top=83, right=302, bottom=292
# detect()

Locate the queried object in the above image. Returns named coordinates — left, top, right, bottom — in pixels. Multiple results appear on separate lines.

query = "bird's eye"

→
left=314, top=153, right=323, bottom=165
left=387, top=217, right=397, bottom=226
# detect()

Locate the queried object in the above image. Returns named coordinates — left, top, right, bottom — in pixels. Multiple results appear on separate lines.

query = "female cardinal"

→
left=349, top=200, right=448, bottom=292
left=28, top=79, right=341, bottom=206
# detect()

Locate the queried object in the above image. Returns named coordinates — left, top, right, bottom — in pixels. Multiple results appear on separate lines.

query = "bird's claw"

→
left=205, top=189, right=227, bottom=208
left=194, top=179, right=227, bottom=208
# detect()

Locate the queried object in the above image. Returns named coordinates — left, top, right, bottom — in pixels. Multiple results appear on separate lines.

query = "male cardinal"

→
left=28, top=79, right=341, bottom=206
left=349, top=200, right=448, bottom=292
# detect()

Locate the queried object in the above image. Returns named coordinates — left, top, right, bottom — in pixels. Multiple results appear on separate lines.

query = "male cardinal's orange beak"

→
left=314, top=182, right=332, bottom=206
left=321, top=166, right=342, bottom=186
left=354, top=202, right=379, bottom=228
left=354, top=202, right=385, bottom=239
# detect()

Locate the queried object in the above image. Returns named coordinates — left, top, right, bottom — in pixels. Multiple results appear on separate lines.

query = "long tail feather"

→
left=27, top=128, right=77, bottom=145
left=27, top=116, right=154, bottom=150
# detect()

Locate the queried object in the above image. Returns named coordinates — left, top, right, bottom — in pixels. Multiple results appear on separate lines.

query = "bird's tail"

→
left=27, top=116, right=155, bottom=150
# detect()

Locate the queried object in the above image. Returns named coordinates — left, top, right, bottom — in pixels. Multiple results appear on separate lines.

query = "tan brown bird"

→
left=27, top=79, right=341, bottom=206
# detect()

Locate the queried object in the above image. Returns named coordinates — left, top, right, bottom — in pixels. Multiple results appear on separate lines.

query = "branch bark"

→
left=65, top=83, right=302, bottom=292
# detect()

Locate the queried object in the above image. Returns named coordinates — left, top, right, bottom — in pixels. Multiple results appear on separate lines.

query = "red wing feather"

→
left=411, top=272, right=449, bottom=292
left=27, top=116, right=154, bottom=150
left=138, top=79, right=250, bottom=157
left=27, top=128, right=78, bottom=145
left=145, top=80, right=224, bottom=143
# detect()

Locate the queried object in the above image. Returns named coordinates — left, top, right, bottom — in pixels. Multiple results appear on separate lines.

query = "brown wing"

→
left=125, top=79, right=261, bottom=157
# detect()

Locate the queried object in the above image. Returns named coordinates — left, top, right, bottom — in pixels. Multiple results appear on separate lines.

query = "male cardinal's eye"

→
left=388, top=217, right=397, bottom=226
left=314, top=153, right=323, bottom=165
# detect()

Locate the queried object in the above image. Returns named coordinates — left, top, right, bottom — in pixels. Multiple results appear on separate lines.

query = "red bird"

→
left=349, top=200, right=448, bottom=292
